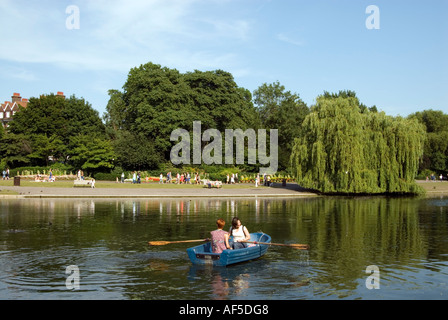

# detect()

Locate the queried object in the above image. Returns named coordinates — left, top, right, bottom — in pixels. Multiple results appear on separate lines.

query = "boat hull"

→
left=186, top=232, right=271, bottom=267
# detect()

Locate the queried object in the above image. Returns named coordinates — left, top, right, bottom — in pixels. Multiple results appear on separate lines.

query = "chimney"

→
left=19, top=98, right=29, bottom=108
left=12, top=93, right=21, bottom=103
left=56, top=91, right=65, bottom=98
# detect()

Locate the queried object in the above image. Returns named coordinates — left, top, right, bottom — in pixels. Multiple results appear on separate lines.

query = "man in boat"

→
left=210, top=219, right=231, bottom=253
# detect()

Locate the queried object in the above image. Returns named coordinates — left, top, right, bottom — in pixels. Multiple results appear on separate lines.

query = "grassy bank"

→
left=0, top=189, right=19, bottom=195
left=416, top=180, right=448, bottom=195
left=1, top=179, right=447, bottom=196
left=0, top=179, right=259, bottom=189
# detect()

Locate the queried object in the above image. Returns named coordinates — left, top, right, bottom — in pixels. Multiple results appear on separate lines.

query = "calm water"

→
left=0, top=196, right=447, bottom=300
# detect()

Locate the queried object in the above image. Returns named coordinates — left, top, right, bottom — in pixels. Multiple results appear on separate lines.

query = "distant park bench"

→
left=203, top=180, right=222, bottom=189
left=73, top=180, right=92, bottom=187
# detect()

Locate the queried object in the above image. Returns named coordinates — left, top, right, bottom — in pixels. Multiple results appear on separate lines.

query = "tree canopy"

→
left=290, top=92, right=426, bottom=194
left=1, top=61, right=443, bottom=192
left=408, top=109, right=448, bottom=174
left=253, top=81, right=309, bottom=170
left=0, top=93, right=113, bottom=173
left=105, top=62, right=261, bottom=170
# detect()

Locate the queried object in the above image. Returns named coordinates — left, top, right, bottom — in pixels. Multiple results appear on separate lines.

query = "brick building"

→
left=0, top=93, right=29, bottom=129
left=1, top=92, right=65, bottom=129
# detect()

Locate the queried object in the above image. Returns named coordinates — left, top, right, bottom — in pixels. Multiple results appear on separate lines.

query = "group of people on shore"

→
left=210, top=217, right=251, bottom=253
left=2, top=168, right=10, bottom=180
left=119, top=171, right=217, bottom=185
left=34, top=168, right=56, bottom=182
left=426, top=173, right=446, bottom=181
left=225, top=173, right=238, bottom=184
left=114, top=171, right=276, bottom=187
left=118, top=171, right=142, bottom=184
left=76, top=169, right=85, bottom=181
left=254, top=173, right=273, bottom=187
left=160, top=172, right=224, bottom=186
left=169, top=172, right=203, bottom=185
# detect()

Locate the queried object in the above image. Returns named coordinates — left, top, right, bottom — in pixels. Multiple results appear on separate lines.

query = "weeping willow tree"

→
left=290, top=94, right=426, bottom=194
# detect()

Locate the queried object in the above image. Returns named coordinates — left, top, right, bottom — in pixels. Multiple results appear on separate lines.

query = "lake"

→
left=0, top=196, right=447, bottom=300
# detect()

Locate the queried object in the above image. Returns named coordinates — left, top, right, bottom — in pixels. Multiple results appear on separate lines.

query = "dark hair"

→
left=231, top=217, right=240, bottom=230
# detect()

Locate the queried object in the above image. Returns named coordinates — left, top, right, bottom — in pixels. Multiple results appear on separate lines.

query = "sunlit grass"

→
left=0, top=179, right=261, bottom=189
left=0, top=188, right=19, bottom=195
left=416, top=180, right=448, bottom=193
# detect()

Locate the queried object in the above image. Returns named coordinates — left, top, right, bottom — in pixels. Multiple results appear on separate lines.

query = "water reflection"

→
left=188, top=263, right=264, bottom=300
left=0, top=196, right=446, bottom=299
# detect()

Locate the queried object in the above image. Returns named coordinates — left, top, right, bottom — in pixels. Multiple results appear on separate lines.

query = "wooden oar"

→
left=148, top=239, right=209, bottom=246
left=242, top=241, right=309, bottom=250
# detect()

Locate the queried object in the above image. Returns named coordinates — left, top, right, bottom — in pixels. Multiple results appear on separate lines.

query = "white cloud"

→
left=200, top=19, right=251, bottom=42
left=0, top=65, right=38, bottom=82
left=277, top=33, right=304, bottom=46
left=0, top=0, right=253, bottom=74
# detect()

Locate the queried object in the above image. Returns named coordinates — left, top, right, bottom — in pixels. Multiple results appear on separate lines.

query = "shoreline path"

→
left=1, top=181, right=445, bottom=199
left=0, top=182, right=318, bottom=199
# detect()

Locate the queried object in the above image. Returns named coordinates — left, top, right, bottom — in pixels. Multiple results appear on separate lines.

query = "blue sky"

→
left=1, top=0, right=447, bottom=117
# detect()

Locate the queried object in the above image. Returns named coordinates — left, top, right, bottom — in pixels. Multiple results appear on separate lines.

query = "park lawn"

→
left=0, top=179, right=258, bottom=189
left=416, top=180, right=448, bottom=193
left=0, top=188, right=19, bottom=195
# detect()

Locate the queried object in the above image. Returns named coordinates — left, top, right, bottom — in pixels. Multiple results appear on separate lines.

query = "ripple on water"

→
left=0, top=246, right=160, bottom=299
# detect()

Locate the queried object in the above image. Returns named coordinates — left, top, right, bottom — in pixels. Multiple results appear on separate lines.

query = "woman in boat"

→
left=229, top=217, right=250, bottom=249
left=210, top=219, right=231, bottom=253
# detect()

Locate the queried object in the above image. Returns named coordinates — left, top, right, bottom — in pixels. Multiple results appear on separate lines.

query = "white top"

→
left=231, top=225, right=247, bottom=242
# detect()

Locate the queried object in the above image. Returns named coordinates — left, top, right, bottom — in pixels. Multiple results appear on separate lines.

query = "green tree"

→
left=253, top=81, right=309, bottom=170
left=6, top=93, right=109, bottom=170
left=27, top=134, right=66, bottom=167
left=69, top=135, right=115, bottom=174
left=111, top=131, right=161, bottom=170
left=104, top=89, right=127, bottom=134
left=408, top=110, right=448, bottom=174
left=184, top=69, right=260, bottom=131
left=291, top=93, right=426, bottom=194
left=63, top=95, right=106, bottom=138
left=0, top=133, right=32, bottom=168
left=0, top=124, right=4, bottom=165
left=106, top=62, right=261, bottom=169
left=9, top=94, right=66, bottom=138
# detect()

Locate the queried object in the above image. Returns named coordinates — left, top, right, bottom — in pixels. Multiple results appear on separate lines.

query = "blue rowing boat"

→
left=186, top=232, right=271, bottom=267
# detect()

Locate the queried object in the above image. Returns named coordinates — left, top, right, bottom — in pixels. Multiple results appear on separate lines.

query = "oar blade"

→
left=290, top=244, right=310, bottom=250
left=243, top=240, right=310, bottom=250
left=148, top=239, right=208, bottom=246
left=148, top=241, right=171, bottom=246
